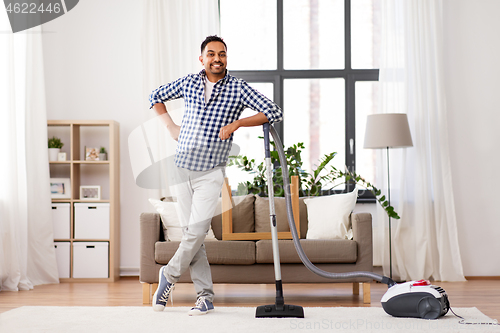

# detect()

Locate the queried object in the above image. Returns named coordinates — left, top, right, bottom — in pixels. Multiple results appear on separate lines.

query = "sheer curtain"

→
left=376, top=0, right=465, bottom=281
left=0, top=22, right=59, bottom=290
left=140, top=0, right=219, bottom=196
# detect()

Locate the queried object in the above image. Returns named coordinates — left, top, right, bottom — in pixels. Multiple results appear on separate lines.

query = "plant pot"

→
left=48, top=148, right=61, bottom=161
left=99, top=153, right=107, bottom=161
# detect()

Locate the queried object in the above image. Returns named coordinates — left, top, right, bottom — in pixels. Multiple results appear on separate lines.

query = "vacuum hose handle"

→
left=263, top=122, right=271, bottom=158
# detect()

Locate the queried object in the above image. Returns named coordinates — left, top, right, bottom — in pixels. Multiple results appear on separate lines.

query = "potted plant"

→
left=99, top=147, right=107, bottom=161
left=48, top=136, right=64, bottom=161
left=229, top=138, right=400, bottom=219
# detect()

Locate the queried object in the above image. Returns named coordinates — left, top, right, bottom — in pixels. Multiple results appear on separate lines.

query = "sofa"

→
left=140, top=179, right=374, bottom=305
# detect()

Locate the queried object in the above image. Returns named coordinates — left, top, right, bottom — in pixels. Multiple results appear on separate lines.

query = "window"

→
left=283, top=78, right=345, bottom=175
left=221, top=0, right=380, bottom=198
left=219, top=0, right=277, bottom=70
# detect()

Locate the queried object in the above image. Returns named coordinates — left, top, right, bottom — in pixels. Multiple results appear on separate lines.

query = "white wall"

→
left=443, top=0, right=500, bottom=276
left=41, top=0, right=500, bottom=277
left=42, top=0, right=149, bottom=275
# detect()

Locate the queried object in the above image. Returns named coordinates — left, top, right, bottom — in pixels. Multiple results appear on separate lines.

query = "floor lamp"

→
left=363, top=113, right=413, bottom=279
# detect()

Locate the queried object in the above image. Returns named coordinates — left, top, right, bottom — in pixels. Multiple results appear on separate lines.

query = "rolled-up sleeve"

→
left=149, top=76, right=186, bottom=109
left=240, top=81, right=283, bottom=125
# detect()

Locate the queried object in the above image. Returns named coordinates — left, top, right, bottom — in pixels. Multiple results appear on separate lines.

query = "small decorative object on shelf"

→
left=85, top=147, right=99, bottom=161
left=80, top=185, right=101, bottom=200
left=48, top=136, right=64, bottom=161
left=57, top=152, right=67, bottom=161
left=99, top=147, right=107, bottom=161
left=50, top=178, right=71, bottom=199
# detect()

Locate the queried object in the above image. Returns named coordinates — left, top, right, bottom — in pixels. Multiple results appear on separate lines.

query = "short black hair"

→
left=200, top=35, right=227, bottom=54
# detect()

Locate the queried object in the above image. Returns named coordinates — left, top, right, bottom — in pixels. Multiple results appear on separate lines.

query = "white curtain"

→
left=0, top=20, right=59, bottom=290
left=376, top=0, right=465, bottom=281
left=140, top=0, right=219, bottom=196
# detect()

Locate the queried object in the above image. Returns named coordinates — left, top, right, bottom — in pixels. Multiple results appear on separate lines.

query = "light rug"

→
left=0, top=306, right=498, bottom=333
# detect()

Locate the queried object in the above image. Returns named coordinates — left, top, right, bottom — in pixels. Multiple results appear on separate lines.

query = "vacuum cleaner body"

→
left=381, top=280, right=449, bottom=319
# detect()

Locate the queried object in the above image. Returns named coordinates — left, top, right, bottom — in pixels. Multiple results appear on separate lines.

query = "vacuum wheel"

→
left=417, top=296, right=441, bottom=319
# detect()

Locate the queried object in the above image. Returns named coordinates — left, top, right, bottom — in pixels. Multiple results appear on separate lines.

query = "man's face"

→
left=199, top=41, right=227, bottom=78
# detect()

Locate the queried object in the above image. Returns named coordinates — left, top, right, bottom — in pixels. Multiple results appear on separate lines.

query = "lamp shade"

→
left=364, top=113, right=413, bottom=149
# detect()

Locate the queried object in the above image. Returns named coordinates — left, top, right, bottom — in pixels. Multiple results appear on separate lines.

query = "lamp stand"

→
left=364, top=113, right=413, bottom=281
left=386, top=147, right=393, bottom=279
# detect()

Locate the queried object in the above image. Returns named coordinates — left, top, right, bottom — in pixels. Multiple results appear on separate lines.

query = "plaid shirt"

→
left=149, top=70, right=283, bottom=171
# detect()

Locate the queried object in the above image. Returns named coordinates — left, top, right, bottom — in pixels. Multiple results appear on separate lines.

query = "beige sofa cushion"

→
left=155, top=240, right=256, bottom=265
left=254, top=196, right=309, bottom=237
left=254, top=196, right=291, bottom=232
left=211, top=194, right=255, bottom=239
left=255, top=239, right=357, bottom=264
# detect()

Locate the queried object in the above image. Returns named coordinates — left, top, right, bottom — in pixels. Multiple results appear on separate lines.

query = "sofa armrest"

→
left=140, top=212, right=162, bottom=283
left=351, top=212, right=373, bottom=271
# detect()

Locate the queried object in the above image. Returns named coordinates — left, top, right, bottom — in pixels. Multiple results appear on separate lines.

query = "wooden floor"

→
left=1, top=277, right=499, bottom=320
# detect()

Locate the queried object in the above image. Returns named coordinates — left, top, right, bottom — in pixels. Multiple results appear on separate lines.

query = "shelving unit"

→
left=48, top=120, right=120, bottom=282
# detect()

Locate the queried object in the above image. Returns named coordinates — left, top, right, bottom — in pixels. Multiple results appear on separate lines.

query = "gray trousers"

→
left=164, top=165, right=225, bottom=303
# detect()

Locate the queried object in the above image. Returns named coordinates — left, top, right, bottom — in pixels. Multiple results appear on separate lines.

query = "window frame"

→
left=222, top=0, right=378, bottom=201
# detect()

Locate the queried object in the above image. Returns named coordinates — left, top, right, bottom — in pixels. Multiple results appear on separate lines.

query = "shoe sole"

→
left=152, top=267, right=166, bottom=312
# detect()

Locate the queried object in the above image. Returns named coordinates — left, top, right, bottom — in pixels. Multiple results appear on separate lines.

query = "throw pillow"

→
left=254, top=196, right=291, bottom=233
left=211, top=194, right=256, bottom=235
left=148, top=198, right=218, bottom=242
left=303, top=188, right=358, bottom=240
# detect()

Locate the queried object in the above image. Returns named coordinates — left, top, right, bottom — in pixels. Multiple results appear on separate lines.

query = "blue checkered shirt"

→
left=149, top=70, right=283, bottom=171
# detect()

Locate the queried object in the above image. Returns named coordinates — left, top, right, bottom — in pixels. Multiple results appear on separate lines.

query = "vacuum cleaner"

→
left=255, top=123, right=450, bottom=320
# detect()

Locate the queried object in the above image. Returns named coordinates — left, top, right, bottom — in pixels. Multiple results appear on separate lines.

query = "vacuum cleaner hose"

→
left=268, top=124, right=396, bottom=287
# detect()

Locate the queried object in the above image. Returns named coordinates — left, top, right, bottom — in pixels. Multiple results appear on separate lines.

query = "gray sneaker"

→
left=152, top=266, right=175, bottom=312
left=188, top=297, right=214, bottom=316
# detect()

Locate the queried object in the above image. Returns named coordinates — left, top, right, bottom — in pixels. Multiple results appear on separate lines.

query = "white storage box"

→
left=54, top=242, right=70, bottom=279
left=51, top=203, right=70, bottom=239
left=72, top=242, right=109, bottom=278
left=74, top=203, right=110, bottom=239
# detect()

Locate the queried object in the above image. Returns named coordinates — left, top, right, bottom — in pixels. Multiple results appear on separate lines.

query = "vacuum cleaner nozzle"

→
left=255, top=304, right=304, bottom=318
left=256, top=280, right=304, bottom=318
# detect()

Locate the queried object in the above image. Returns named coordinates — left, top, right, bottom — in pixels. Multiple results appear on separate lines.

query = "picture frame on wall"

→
left=50, top=178, right=71, bottom=199
left=80, top=185, right=101, bottom=200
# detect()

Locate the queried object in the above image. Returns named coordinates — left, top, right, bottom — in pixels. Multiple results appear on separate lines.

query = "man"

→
left=149, top=35, right=282, bottom=315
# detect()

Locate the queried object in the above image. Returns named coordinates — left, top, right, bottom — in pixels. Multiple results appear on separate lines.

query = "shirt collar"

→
left=199, top=69, right=229, bottom=86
